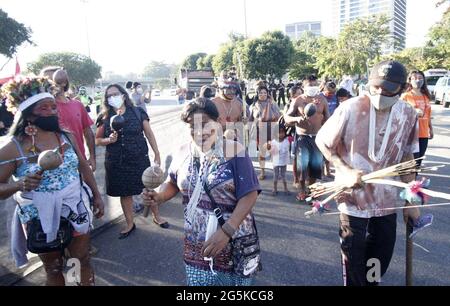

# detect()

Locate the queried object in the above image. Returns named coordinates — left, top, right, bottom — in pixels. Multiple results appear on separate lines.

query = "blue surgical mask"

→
left=108, top=95, right=124, bottom=109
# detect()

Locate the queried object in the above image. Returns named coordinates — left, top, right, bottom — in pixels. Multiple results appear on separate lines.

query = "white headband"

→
left=18, top=92, right=55, bottom=112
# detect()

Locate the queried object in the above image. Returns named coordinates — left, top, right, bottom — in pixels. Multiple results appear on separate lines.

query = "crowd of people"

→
left=0, top=59, right=437, bottom=286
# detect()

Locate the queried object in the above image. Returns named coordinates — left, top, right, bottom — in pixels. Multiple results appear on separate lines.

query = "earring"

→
left=25, top=122, right=38, bottom=154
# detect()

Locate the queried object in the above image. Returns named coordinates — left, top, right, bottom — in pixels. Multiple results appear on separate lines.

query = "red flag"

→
left=15, top=57, right=21, bottom=75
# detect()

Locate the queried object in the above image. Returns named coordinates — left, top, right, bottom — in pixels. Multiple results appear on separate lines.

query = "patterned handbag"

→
left=229, top=218, right=262, bottom=277
left=203, top=183, right=262, bottom=277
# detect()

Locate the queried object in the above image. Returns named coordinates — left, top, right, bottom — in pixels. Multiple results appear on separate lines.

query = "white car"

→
left=152, top=89, right=161, bottom=97
left=434, top=76, right=450, bottom=108
left=425, top=69, right=449, bottom=100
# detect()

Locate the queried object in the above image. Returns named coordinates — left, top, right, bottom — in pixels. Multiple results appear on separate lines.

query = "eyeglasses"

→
left=106, top=92, right=122, bottom=99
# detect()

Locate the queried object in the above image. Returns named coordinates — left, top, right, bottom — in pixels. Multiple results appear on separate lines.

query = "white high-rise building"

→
left=285, top=21, right=322, bottom=40
left=332, top=0, right=407, bottom=53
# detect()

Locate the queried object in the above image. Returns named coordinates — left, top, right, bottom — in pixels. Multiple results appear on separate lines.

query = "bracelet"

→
left=221, top=222, right=236, bottom=239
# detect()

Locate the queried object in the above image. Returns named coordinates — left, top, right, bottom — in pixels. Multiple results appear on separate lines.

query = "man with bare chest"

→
left=284, top=75, right=330, bottom=201
left=212, top=79, right=245, bottom=131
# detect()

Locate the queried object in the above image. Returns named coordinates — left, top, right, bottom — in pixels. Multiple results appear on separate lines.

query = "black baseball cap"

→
left=368, top=60, right=407, bottom=93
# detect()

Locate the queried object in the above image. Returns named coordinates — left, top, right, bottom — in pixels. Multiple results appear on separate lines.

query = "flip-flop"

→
left=296, top=192, right=307, bottom=202
left=409, top=213, right=433, bottom=239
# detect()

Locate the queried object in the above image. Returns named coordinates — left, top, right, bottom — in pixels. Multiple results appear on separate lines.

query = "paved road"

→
left=9, top=103, right=450, bottom=286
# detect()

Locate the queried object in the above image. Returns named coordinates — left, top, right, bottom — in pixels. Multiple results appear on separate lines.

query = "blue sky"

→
left=0, top=0, right=448, bottom=76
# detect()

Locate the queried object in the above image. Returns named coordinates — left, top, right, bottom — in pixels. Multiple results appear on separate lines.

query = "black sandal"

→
left=118, top=223, right=136, bottom=239
left=152, top=217, right=169, bottom=229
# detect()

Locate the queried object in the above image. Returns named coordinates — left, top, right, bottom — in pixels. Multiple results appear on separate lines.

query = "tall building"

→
left=285, top=21, right=322, bottom=40
left=332, top=0, right=407, bottom=53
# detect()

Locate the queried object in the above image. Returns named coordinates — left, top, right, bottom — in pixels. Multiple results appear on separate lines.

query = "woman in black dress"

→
left=95, top=84, right=162, bottom=239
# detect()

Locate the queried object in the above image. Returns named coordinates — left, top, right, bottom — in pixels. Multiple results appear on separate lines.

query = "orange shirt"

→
left=401, top=92, right=431, bottom=138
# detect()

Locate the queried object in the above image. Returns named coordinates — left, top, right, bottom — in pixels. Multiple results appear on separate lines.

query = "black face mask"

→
left=33, top=116, right=60, bottom=132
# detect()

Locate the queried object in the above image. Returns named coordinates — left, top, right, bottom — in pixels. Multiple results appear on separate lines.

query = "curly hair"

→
left=0, top=76, right=55, bottom=113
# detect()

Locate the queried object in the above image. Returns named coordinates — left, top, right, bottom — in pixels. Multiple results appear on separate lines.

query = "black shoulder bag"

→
left=203, top=182, right=262, bottom=278
left=25, top=213, right=73, bottom=254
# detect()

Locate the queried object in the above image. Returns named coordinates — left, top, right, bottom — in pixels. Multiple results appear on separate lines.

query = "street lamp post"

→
left=80, top=0, right=91, bottom=58
left=244, top=0, right=248, bottom=38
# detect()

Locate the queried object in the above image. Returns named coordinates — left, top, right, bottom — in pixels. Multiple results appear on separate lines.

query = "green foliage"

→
left=196, top=54, right=214, bottom=70
left=212, top=43, right=235, bottom=75
left=153, top=78, right=171, bottom=90
left=288, top=32, right=321, bottom=80
left=386, top=47, right=431, bottom=71
left=211, top=32, right=246, bottom=76
left=335, top=15, right=391, bottom=76
left=0, top=9, right=33, bottom=58
left=27, top=52, right=101, bottom=86
left=142, top=61, right=175, bottom=79
left=181, top=52, right=207, bottom=70
left=426, top=8, right=450, bottom=69
left=389, top=5, right=450, bottom=71
left=287, top=15, right=391, bottom=80
left=237, top=31, right=294, bottom=80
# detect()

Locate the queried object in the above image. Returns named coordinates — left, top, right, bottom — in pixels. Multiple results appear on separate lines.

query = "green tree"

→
left=288, top=50, right=317, bottom=80
left=196, top=54, right=214, bottom=70
left=238, top=31, right=294, bottom=80
left=27, top=52, right=101, bottom=86
left=153, top=78, right=171, bottom=90
left=288, top=32, right=321, bottom=79
left=425, top=7, right=450, bottom=69
left=142, top=61, right=172, bottom=79
left=337, top=14, right=391, bottom=76
left=210, top=32, right=246, bottom=76
left=0, top=9, right=33, bottom=58
left=212, top=43, right=235, bottom=75
left=181, top=52, right=207, bottom=70
left=315, top=36, right=346, bottom=79
left=388, top=47, right=425, bottom=71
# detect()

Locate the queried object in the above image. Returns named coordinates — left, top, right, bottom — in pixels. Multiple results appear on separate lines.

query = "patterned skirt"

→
left=185, top=264, right=254, bottom=286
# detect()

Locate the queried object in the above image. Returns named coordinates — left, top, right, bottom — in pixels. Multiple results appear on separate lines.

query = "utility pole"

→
left=80, top=0, right=91, bottom=58
left=244, top=0, right=248, bottom=38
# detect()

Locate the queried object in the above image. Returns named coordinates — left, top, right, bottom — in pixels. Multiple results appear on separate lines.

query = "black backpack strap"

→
left=203, top=182, right=226, bottom=227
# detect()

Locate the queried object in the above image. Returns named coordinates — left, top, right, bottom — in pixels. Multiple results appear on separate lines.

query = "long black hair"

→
left=8, top=102, right=63, bottom=138
left=406, top=70, right=432, bottom=100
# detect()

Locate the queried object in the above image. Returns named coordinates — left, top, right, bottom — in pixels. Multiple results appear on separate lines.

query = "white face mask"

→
left=108, top=95, right=124, bottom=109
left=411, top=80, right=424, bottom=89
left=137, top=88, right=143, bottom=94
left=304, top=86, right=320, bottom=97
left=369, top=94, right=399, bottom=110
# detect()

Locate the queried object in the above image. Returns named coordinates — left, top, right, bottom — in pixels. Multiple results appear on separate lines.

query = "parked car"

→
left=434, top=76, right=450, bottom=108
left=152, top=89, right=161, bottom=97
left=444, top=87, right=450, bottom=108
left=424, top=69, right=449, bottom=101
